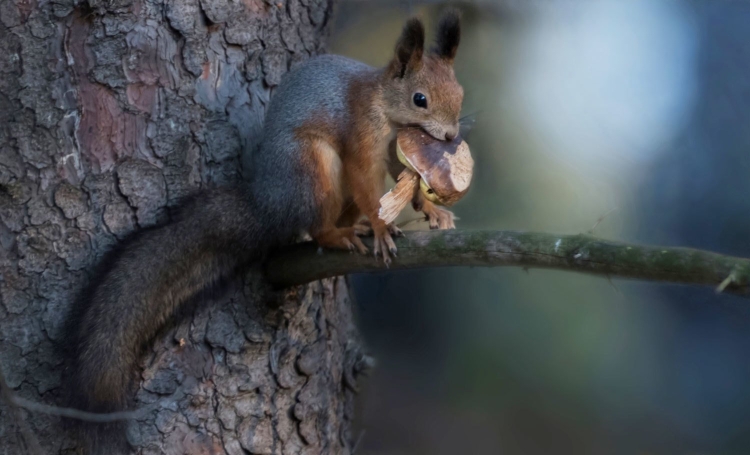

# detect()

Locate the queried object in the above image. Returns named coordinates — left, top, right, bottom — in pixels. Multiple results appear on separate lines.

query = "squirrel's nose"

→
left=444, top=125, right=459, bottom=141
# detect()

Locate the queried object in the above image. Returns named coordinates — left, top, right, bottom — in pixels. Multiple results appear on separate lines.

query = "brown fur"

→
left=309, top=10, right=465, bottom=261
left=286, top=9, right=465, bottom=262
left=295, top=118, right=346, bottom=228
left=336, top=200, right=362, bottom=227
left=294, top=113, right=367, bottom=252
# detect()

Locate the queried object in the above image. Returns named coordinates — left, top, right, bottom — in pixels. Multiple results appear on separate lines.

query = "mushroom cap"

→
left=396, top=127, right=474, bottom=206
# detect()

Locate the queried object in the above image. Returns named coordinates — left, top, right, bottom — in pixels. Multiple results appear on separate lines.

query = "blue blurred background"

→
left=328, top=1, right=750, bottom=454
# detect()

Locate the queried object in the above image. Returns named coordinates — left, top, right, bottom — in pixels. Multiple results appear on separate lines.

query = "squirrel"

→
left=62, top=10, right=463, bottom=453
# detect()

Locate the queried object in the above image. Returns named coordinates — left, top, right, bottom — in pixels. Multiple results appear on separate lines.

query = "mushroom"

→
left=378, top=127, right=474, bottom=225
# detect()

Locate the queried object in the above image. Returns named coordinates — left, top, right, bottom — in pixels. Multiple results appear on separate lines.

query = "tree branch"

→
left=0, top=365, right=43, bottom=455
left=265, top=230, right=750, bottom=296
left=8, top=230, right=748, bottom=433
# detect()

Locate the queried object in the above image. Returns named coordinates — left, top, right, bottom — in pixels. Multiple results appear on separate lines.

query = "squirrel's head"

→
left=383, top=10, right=463, bottom=142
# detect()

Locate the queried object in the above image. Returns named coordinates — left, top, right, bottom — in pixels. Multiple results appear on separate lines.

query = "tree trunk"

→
left=0, top=0, right=367, bottom=453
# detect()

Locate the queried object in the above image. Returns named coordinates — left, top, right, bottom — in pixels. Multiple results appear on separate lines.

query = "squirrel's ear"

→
left=391, top=18, right=424, bottom=78
left=432, top=9, right=461, bottom=62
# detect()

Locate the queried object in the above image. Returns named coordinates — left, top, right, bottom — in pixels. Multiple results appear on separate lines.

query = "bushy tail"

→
left=61, top=186, right=280, bottom=454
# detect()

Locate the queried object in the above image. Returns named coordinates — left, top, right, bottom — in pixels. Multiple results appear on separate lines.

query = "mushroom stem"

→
left=378, top=169, right=420, bottom=224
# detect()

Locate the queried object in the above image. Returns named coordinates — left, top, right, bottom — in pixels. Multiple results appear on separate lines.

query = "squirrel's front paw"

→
left=422, top=203, right=456, bottom=230
left=371, top=223, right=397, bottom=265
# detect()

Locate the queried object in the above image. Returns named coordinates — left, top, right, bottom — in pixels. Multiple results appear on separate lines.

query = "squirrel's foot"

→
left=421, top=201, right=456, bottom=230
left=353, top=219, right=403, bottom=237
left=353, top=220, right=372, bottom=236
left=314, top=227, right=368, bottom=255
left=370, top=222, right=397, bottom=265
left=388, top=222, right=404, bottom=237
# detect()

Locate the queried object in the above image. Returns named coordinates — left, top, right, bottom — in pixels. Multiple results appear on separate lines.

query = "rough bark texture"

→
left=0, top=0, right=367, bottom=453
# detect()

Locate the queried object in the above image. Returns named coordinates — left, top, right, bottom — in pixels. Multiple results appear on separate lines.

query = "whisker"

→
left=459, top=111, right=480, bottom=124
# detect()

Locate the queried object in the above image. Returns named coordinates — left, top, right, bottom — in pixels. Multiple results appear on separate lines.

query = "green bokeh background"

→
left=328, top=2, right=750, bottom=454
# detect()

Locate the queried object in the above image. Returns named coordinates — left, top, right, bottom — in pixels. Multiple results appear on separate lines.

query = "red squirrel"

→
left=62, top=10, right=463, bottom=453
left=256, top=9, right=463, bottom=261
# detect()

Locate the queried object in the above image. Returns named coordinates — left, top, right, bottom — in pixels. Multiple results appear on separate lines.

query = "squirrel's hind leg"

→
left=305, top=139, right=368, bottom=254
left=349, top=218, right=403, bottom=238
left=313, top=200, right=368, bottom=254
left=336, top=199, right=362, bottom=228
left=314, top=227, right=368, bottom=254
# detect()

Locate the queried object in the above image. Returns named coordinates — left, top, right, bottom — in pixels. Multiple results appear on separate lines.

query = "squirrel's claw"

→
left=353, top=220, right=373, bottom=236
left=388, top=223, right=403, bottom=237
left=349, top=235, right=369, bottom=255
left=372, top=230, right=397, bottom=265
left=314, top=228, right=368, bottom=255
left=354, top=220, right=402, bottom=237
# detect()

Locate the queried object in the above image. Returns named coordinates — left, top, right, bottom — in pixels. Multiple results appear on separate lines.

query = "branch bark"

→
left=266, top=230, right=750, bottom=296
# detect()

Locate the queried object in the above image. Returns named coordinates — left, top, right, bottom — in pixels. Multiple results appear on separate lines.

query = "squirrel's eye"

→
left=413, top=93, right=427, bottom=109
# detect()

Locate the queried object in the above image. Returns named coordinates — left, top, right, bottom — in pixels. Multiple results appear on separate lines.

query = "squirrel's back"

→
left=248, top=54, right=377, bottom=233
left=264, top=54, right=374, bottom=139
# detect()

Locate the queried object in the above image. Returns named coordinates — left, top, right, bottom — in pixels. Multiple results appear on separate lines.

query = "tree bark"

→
left=0, top=0, right=369, bottom=453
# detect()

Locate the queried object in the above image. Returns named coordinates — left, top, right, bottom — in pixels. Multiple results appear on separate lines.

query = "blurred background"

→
left=328, top=1, right=750, bottom=454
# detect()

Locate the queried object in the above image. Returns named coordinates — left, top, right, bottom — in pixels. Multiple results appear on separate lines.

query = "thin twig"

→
left=0, top=378, right=184, bottom=423
left=8, top=396, right=158, bottom=423
left=397, top=216, right=460, bottom=229
left=397, top=216, right=428, bottom=229
left=351, top=429, right=366, bottom=454
left=0, top=366, right=44, bottom=455
left=588, top=207, right=618, bottom=234
left=717, top=270, right=738, bottom=294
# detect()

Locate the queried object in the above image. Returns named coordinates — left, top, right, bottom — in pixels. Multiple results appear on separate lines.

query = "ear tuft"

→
left=432, top=9, right=461, bottom=61
left=393, top=18, right=425, bottom=77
